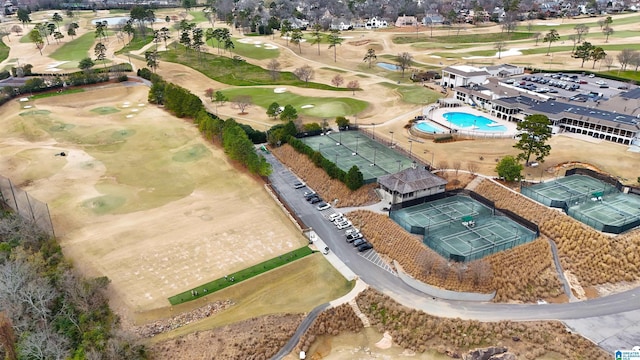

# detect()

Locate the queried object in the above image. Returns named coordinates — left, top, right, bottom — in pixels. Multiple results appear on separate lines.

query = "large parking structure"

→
left=522, top=174, right=640, bottom=234
left=390, top=195, right=537, bottom=262
left=301, top=131, right=417, bottom=182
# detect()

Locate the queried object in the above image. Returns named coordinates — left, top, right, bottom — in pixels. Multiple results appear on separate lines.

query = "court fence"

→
left=567, top=206, right=640, bottom=234
left=0, top=175, right=55, bottom=237
left=565, top=167, right=623, bottom=191
left=521, top=179, right=618, bottom=211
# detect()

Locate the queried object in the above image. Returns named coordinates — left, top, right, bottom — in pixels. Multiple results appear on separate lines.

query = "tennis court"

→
left=390, top=195, right=537, bottom=262
left=522, top=174, right=617, bottom=209
left=568, top=192, right=640, bottom=233
left=301, top=131, right=417, bottom=182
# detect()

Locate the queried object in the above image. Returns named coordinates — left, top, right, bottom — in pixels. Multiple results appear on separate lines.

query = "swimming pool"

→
left=415, top=121, right=446, bottom=134
left=443, top=112, right=507, bottom=132
left=377, top=62, right=399, bottom=71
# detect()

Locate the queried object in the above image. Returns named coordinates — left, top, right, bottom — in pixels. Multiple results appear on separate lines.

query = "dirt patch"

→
left=347, top=39, right=372, bottom=46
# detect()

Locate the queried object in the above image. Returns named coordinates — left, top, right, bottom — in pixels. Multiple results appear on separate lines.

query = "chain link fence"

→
left=0, top=175, right=55, bottom=237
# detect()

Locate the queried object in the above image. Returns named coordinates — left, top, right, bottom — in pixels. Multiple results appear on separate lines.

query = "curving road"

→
left=264, top=149, right=640, bottom=358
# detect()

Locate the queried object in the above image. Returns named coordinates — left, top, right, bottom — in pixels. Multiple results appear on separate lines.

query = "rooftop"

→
left=378, top=167, right=447, bottom=194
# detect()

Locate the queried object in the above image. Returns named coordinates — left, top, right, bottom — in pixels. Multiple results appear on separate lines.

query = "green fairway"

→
left=516, top=14, right=640, bottom=32
left=394, top=31, right=533, bottom=44
left=0, top=39, right=8, bottom=63
left=378, top=82, right=442, bottom=105
left=220, top=87, right=368, bottom=117
left=161, top=45, right=345, bottom=90
left=115, top=33, right=154, bottom=55
left=168, top=246, right=314, bottom=305
left=30, top=88, right=85, bottom=100
left=206, top=37, right=279, bottom=60
left=188, top=10, right=208, bottom=23
left=50, top=32, right=96, bottom=61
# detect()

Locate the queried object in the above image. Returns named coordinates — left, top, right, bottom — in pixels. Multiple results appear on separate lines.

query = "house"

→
left=395, top=15, right=417, bottom=27
left=330, top=18, right=352, bottom=31
left=422, top=13, right=444, bottom=26
left=377, top=166, right=447, bottom=208
left=441, top=65, right=491, bottom=88
left=484, top=64, right=524, bottom=78
left=365, top=17, right=388, bottom=29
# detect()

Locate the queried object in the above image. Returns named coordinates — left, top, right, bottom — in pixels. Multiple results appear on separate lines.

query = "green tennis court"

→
left=390, top=195, right=537, bottom=262
left=568, top=192, right=640, bottom=233
left=522, top=174, right=617, bottom=208
left=301, top=131, right=417, bottom=182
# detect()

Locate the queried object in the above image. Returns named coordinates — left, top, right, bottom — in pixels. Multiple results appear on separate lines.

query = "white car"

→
left=345, top=228, right=360, bottom=236
left=328, top=213, right=343, bottom=222
left=316, top=202, right=331, bottom=211
left=595, top=80, right=607, bottom=85
left=336, top=221, right=352, bottom=230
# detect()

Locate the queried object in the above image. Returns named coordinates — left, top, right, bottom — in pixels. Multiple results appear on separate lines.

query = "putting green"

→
left=19, top=110, right=52, bottom=117
left=82, top=194, right=126, bottom=215
left=172, top=144, right=210, bottom=162
left=220, top=87, right=368, bottom=117
left=91, top=106, right=121, bottom=115
left=111, top=129, right=136, bottom=140
left=49, top=123, right=76, bottom=132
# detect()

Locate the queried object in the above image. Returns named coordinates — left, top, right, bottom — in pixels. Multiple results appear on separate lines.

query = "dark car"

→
left=352, top=239, right=366, bottom=247
left=309, top=197, right=322, bottom=204
left=306, top=195, right=320, bottom=202
left=357, top=242, right=373, bottom=252
left=303, top=191, right=317, bottom=200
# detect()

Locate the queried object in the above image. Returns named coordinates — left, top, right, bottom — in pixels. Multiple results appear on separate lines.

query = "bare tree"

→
left=467, top=162, right=479, bottom=175
left=617, top=49, right=636, bottom=71
left=533, top=32, right=542, bottom=46
left=233, top=95, right=252, bottom=114
left=346, top=80, right=359, bottom=96
left=603, top=55, right=614, bottom=71
left=396, top=52, right=413, bottom=78
left=494, top=41, right=505, bottom=59
left=437, top=160, right=449, bottom=171
left=267, top=59, right=280, bottom=81
left=293, top=65, right=314, bottom=83
left=331, top=74, right=344, bottom=88
left=19, top=328, right=69, bottom=360
left=468, top=260, right=492, bottom=286
left=452, top=160, right=461, bottom=176
left=453, top=262, right=465, bottom=282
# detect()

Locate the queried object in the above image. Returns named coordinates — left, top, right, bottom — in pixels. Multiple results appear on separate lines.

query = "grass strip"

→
left=29, top=88, right=85, bottom=100
left=161, top=45, right=346, bottom=90
left=168, top=246, right=314, bottom=305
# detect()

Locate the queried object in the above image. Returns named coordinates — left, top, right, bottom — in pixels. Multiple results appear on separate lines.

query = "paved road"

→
left=264, top=150, right=640, bottom=357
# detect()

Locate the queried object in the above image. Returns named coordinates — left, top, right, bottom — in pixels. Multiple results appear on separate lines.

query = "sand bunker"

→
left=301, top=105, right=314, bottom=109
left=20, top=98, right=29, bottom=102
left=375, top=332, right=393, bottom=349
left=463, top=48, right=524, bottom=60
left=274, top=88, right=287, bottom=93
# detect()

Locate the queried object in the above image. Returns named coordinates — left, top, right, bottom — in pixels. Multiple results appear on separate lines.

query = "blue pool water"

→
left=443, top=112, right=507, bottom=132
left=377, top=62, right=399, bottom=71
left=415, top=121, right=446, bottom=134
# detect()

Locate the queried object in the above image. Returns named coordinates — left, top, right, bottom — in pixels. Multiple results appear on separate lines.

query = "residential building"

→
left=377, top=166, right=447, bottom=207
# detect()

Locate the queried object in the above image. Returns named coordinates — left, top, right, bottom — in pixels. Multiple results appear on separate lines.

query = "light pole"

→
left=355, top=136, right=359, bottom=155
left=397, top=159, right=401, bottom=172
left=389, top=131, right=394, bottom=147
left=318, top=142, right=323, bottom=152
left=372, top=122, right=376, bottom=139
left=335, top=153, right=338, bottom=165
left=373, top=146, right=377, bottom=166
left=338, top=130, right=342, bottom=145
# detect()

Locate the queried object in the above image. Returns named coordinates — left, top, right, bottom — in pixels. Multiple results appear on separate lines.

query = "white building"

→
left=377, top=167, right=447, bottom=207
left=365, top=17, right=388, bottom=29
left=441, top=65, right=491, bottom=89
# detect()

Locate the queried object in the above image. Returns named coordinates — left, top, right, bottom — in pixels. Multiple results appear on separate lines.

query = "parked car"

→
left=345, top=228, right=360, bottom=236
left=346, top=233, right=363, bottom=242
left=293, top=181, right=305, bottom=189
left=303, top=191, right=316, bottom=199
left=329, top=213, right=343, bottom=222
left=357, top=242, right=373, bottom=252
left=335, top=219, right=350, bottom=227
left=309, top=197, right=322, bottom=204
left=316, top=202, right=331, bottom=211
left=352, top=239, right=367, bottom=247
left=336, top=221, right=352, bottom=230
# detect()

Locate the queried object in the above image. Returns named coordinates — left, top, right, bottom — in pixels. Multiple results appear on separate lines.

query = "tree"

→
left=28, top=29, right=44, bottom=55
left=467, top=162, right=479, bottom=175
left=617, top=49, right=637, bottom=71
left=95, top=21, right=107, bottom=41
left=574, top=41, right=595, bottom=67
left=11, top=25, right=22, bottom=36
left=204, top=88, right=214, bottom=101
left=533, top=32, right=541, bottom=46
left=94, top=42, right=107, bottom=68
left=78, top=57, right=95, bottom=73
left=602, top=26, right=613, bottom=43
left=591, top=47, right=606, bottom=69
left=335, top=116, right=350, bottom=128
left=331, top=74, right=344, bottom=88
left=267, top=59, right=280, bottom=81
left=494, top=41, right=505, bottom=59
left=514, top=114, right=552, bottom=165
left=280, top=20, right=292, bottom=46
left=568, top=34, right=578, bottom=53
left=17, top=8, right=31, bottom=27
left=66, top=25, right=76, bottom=39
left=233, top=95, right=252, bottom=114
left=363, top=48, right=377, bottom=68
left=213, top=91, right=228, bottom=115
left=159, top=26, right=171, bottom=49
left=267, top=102, right=281, bottom=119
left=345, top=165, right=364, bottom=190
left=495, top=156, right=523, bottom=181
left=604, top=54, right=615, bottom=70
left=543, top=29, right=559, bottom=55
left=53, top=31, right=64, bottom=44
left=327, top=29, right=343, bottom=62
left=290, top=28, right=303, bottom=54
left=310, top=23, right=322, bottom=55
left=145, top=50, right=159, bottom=72
left=223, top=37, right=234, bottom=54
left=574, top=23, right=589, bottom=43
left=52, top=12, right=63, bottom=28
left=280, top=105, right=298, bottom=122
left=396, top=52, right=412, bottom=78
left=347, top=80, right=359, bottom=95
left=122, top=20, right=134, bottom=43
left=293, top=65, right=314, bottom=83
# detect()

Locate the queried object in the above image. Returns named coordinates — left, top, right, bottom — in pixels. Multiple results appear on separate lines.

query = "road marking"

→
left=359, top=250, right=397, bottom=276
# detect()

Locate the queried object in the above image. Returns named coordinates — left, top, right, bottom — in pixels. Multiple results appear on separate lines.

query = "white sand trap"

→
left=340, top=36, right=354, bottom=39
left=23, top=105, right=32, bottom=109
left=255, top=44, right=262, bottom=47
left=537, top=22, right=559, bottom=26
left=19, top=98, right=29, bottom=102
left=126, top=115, right=134, bottom=118
left=252, top=40, right=262, bottom=45
left=138, top=103, right=145, bottom=107
left=463, top=48, right=524, bottom=60
left=264, top=44, right=278, bottom=50
left=430, top=55, right=442, bottom=58
left=122, top=105, right=129, bottom=108
left=274, top=88, right=287, bottom=93
left=131, top=108, right=139, bottom=112
left=375, top=332, right=393, bottom=349
left=301, top=105, right=314, bottom=109
left=46, top=61, right=68, bottom=72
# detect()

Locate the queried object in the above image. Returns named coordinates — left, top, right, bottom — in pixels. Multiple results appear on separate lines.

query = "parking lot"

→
left=503, top=72, right=633, bottom=102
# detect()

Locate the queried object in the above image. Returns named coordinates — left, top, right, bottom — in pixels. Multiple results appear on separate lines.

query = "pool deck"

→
left=430, top=106, right=518, bottom=137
